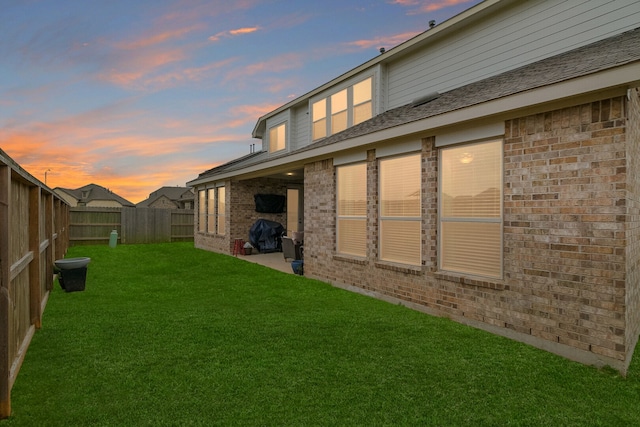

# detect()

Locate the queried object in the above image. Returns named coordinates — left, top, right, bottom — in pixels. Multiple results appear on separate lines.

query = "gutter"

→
left=189, top=61, right=640, bottom=187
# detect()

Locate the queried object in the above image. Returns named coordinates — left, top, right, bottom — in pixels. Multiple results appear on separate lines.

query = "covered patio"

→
left=234, top=250, right=298, bottom=275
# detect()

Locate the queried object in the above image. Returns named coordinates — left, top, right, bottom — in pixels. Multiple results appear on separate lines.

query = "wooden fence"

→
left=0, top=149, right=69, bottom=419
left=70, top=207, right=194, bottom=246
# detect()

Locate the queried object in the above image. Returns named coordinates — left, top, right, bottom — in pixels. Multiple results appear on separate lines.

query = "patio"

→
left=234, top=250, right=297, bottom=274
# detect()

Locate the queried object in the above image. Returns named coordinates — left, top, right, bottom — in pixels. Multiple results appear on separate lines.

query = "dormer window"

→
left=269, top=122, right=287, bottom=153
left=312, top=76, right=373, bottom=141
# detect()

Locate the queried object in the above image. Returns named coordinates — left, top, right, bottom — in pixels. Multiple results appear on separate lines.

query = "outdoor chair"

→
left=282, top=236, right=303, bottom=261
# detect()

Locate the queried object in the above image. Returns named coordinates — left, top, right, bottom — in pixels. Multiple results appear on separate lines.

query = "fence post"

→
left=29, top=186, right=42, bottom=329
left=0, top=165, right=11, bottom=419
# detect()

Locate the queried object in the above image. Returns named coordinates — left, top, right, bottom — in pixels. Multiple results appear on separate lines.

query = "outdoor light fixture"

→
left=459, top=153, right=474, bottom=164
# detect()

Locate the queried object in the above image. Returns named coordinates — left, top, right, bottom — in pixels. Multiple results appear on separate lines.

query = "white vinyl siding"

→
left=439, top=140, right=502, bottom=278
left=379, top=153, right=421, bottom=265
left=337, top=163, right=367, bottom=257
left=386, top=0, right=640, bottom=109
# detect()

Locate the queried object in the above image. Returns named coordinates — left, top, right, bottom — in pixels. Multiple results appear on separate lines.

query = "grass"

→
left=2, top=242, right=639, bottom=426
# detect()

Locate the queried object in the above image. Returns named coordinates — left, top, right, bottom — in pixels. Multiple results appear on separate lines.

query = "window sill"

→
left=374, top=261, right=422, bottom=276
left=434, top=271, right=504, bottom=290
left=333, top=254, right=368, bottom=265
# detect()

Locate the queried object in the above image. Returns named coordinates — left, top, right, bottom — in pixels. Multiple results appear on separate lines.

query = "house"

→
left=54, top=183, right=135, bottom=208
left=136, top=186, right=195, bottom=209
left=188, top=0, right=640, bottom=373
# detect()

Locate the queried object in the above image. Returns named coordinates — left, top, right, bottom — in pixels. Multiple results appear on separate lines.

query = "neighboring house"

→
left=188, top=0, right=640, bottom=373
left=54, top=183, right=135, bottom=208
left=136, top=186, right=195, bottom=209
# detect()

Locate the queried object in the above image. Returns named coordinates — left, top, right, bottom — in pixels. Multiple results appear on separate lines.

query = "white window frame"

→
left=207, top=188, right=216, bottom=234
left=438, top=139, right=503, bottom=279
left=268, top=122, right=287, bottom=154
left=378, top=152, right=422, bottom=266
left=216, top=186, right=226, bottom=235
left=198, top=189, right=206, bottom=233
left=311, top=75, right=374, bottom=141
left=336, top=162, right=367, bottom=257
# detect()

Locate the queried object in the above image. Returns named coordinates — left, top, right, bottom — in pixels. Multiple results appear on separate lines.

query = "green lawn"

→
left=3, top=243, right=639, bottom=426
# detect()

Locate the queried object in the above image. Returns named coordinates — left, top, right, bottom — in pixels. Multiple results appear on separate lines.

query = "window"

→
left=312, top=76, right=372, bottom=141
left=353, top=78, right=372, bottom=126
left=440, top=140, right=502, bottom=278
left=379, top=153, right=421, bottom=265
left=331, top=89, right=347, bottom=135
left=200, top=186, right=225, bottom=235
left=312, top=99, right=327, bottom=140
left=198, top=190, right=206, bottom=232
left=207, top=189, right=216, bottom=233
left=269, top=123, right=286, bottom=153
left=337, top=163, right=367, bottom=256
left=216, top=186, right=226, bottom=235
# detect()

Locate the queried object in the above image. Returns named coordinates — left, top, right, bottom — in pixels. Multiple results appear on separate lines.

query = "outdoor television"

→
left=254, top=194, right=285, bottom=213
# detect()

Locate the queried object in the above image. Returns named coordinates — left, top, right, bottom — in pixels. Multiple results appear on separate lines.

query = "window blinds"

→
left=379, top=154, right=421, bottom=265
left=337, top=163, right=366, bottom=256
left=440, top=140, right=502, bottom=278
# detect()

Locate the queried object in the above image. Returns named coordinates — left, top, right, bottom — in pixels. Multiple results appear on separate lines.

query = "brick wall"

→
left=304, top=94, right=637, bottom=372
left=195, top=178, right=289, bottom=254
left=504, top=97, right=627, bottom=362
left=626, top=87, right=640, bottom=365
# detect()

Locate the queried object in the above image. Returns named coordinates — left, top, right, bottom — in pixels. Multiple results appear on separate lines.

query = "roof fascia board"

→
left=251, top=0, right=504, bottom=138
left=191, top=62, right=640, bottom=187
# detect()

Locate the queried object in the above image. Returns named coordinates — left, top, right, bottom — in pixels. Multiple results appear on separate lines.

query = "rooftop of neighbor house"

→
left=136, top=186, right=194, bottom=207
left=55, top=183, right=135, bottom=206
left=195, top=25, right=640, bottom=181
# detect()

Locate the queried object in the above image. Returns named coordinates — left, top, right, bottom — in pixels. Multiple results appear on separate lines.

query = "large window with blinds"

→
left=207, top=189, right=216, bottom=233
left=198, top=190, right=206, bottom=233
left=216, top=186, right=226, bottom=235
left=440, top=140, right=502, bottom=278
left=379, top=153, right=421, bottom=265
left=337, top=163, right=367, bottom=256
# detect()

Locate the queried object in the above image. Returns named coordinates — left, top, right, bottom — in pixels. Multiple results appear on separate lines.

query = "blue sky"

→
left=1, top=0, right=482, bottom=202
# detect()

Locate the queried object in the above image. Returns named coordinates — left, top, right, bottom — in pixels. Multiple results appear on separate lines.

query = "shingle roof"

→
left=196, top=26, right=640, bottom=181
left=136, top=186, right=194, bottom=207
left=57, top=183, right=135, bottom=206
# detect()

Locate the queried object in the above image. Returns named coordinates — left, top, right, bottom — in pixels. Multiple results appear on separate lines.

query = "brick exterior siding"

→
left=626, top=88, right=640, bottom=363
left=193, top=92, right=639, bottom=372
left=303, top=94, right=638, bottom=372
left=194, top=178, right=289, bottom=254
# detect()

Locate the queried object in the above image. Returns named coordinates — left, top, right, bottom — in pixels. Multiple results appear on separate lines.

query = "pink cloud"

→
left=209, top=26, right=261, bottom=42
left=116, top=25, right=203, bottom=50
left=390, top=0, right=476, bottom=14
left=346, top=31, right=423, bottom=50
left=231, top=53, right=303, bottom=79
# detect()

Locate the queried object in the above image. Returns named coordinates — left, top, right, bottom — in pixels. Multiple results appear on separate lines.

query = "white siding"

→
left=386, top=0, right=640, bottom=109
left=291, top=105, right=309, bottom=151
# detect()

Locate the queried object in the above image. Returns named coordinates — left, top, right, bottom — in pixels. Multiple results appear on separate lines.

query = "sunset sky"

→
left=1, top=0, right=481, bottom=203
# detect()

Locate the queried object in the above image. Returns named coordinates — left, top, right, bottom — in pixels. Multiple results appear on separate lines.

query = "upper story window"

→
left=312, top=76, right=373, bottom=141
left=269, top=122, right=286, bottom=153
